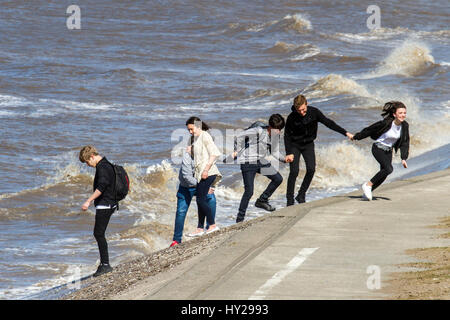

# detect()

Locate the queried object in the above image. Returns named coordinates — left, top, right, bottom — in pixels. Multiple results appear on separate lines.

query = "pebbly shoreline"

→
left=61, top=168, right=450, bottom=300
left=62, top=217, right=259, bottom=300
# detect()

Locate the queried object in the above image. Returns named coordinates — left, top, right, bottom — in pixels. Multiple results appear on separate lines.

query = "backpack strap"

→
left=105, top=158, right=119, bottom=210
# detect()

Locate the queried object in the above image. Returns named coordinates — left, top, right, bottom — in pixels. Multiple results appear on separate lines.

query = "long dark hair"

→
left=381, top=101, right=406, bottom=119
left=189, top=135, right=194, bottom=159
left=185, top=116, right=210, bottom=131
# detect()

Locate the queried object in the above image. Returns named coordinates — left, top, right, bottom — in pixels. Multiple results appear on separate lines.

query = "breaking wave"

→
left=302, top=74, right=375, bottom=99
left=270, top=13, right=313, bottom=33
left=233, top=13, right=313, bottom=34
left=369, top=40, right=436, bottom=77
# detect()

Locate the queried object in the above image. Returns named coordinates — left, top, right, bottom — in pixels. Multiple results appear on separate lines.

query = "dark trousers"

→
left=94, top=207, right=116, bottom=265
left=237, top=162, right=283, bottom=220
left=286, top=142, right=316, bottom=200
left=196, top=175, right=217, bottom=229
left=370, top=143, right=393, bottom=191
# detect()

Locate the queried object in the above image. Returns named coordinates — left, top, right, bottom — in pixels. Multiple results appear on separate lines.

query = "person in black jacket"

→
left=352, top=101, right=409, bottom=200
left=79, top=145, right=117, bottom=277
left=284, top=95, right=353, bottom=206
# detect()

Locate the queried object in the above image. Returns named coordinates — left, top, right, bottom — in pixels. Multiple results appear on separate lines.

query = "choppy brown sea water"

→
left=0, top=0, right=449, bottom=299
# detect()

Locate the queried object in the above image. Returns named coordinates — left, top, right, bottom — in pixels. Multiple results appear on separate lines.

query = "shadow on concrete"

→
left=344, top=195, right=392, bottom=201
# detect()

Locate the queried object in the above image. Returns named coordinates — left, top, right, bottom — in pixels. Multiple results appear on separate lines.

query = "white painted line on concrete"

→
left=248, top=247, right=319, bottom=300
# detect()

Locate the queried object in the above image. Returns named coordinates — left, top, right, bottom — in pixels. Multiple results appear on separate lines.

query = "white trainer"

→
left=186, top=230, right=205, bottom=237
left=206, top=226, right=220, bottom=234
left=362, top=183, right=373, bottom=201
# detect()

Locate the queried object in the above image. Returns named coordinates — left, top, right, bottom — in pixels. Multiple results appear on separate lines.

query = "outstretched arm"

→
left=352, top=120, right=385, bottom=141
left=316, top=109, right=348, bottom=136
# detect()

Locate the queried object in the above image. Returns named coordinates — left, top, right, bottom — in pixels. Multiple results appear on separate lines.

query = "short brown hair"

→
left=268, top=113, right=285, bottom=130
left=79, top=145, right=99, bottom=163
left=293, top=94, right=307, bottom=108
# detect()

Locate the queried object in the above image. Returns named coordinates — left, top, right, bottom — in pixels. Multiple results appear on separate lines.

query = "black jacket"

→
left=284, top=105, right=348, bottom=154
left=93, top=157, right=117, bottom=207
left=353, top=118, right=410, bottom=160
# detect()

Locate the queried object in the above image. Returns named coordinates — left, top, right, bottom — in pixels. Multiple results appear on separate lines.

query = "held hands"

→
left=285, top=154, right=294, bottom=163
left=402, top=160, right=408, bottom=168
left=346, top=132, right=354, bottom=140
left=208, top=187, right=215, bottom=195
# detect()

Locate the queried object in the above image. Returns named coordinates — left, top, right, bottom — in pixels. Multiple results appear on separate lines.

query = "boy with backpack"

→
left=232, top=114, right=293, bottom=223
left=79, top=145, right=129, bottom=277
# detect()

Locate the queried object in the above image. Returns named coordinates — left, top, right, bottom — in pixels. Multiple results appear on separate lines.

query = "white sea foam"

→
left=367, top=40, right=436, bottom=78
left=289, top=46, right=321, bottom=61
left=329, top=27, right=409, bottom=43
left=39, top=98, right=117, bottom=111
left=302, top=74, right=376, bottom=100
left=278, top=13, right=313, bottom=32
left=0, top=94, right=28, bottom=107
left=246, top=13, right=312, bottom=34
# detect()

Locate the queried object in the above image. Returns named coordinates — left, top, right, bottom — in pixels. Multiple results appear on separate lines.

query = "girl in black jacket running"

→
left=352, top=101, right=410, bottom=200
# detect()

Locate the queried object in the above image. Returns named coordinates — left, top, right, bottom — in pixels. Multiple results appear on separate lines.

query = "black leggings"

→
left=196, top=175, right=217, bottom=228
left=286, top=142, right=316, bottom=200
left=370, top=143, right=393, bottom=191
left=94, top=207, right=116, bottom=265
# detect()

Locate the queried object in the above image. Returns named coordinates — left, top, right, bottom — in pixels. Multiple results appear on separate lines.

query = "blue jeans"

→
left=173, top=186, right=216, bottom=243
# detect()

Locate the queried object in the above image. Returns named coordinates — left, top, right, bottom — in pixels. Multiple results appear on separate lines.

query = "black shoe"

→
left=295, top=193, right=305, bottom=204
left=93, top=263, right=113, bottom=277
left=255, top=198, right=276, bottom=212
left=286, top=197, right=295, bottom=207
left=236, top=213, right=245, bottom=223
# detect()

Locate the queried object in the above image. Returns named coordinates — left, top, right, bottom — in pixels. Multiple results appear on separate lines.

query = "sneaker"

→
left=236, top=214, right=245, bottom=223
left=206, top=226, right=220, bottom=234
left=93, top=263, right=113, bottom=277
left=255, top=198, right=276, bottom=212
left=362, top=183, right=372, bottom=201
left=170, top=240, right=179, bottom=247
left=286, top=198, right=295, bottom=207
left=186, top=229, right=205, bottom=237
left=295, top=193, right=306, bottom=204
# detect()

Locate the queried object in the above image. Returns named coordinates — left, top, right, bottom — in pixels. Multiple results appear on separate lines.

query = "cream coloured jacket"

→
left=192, top=130, right=222, bottom=185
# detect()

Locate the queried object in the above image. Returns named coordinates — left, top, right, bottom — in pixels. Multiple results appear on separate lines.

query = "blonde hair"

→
left=293, top=94, right=307, bottom=108
left=79, top=145, right=99, bottom=163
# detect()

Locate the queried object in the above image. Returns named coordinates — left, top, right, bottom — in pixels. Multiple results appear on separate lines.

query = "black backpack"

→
left=107, top=161, right=130, bottom=203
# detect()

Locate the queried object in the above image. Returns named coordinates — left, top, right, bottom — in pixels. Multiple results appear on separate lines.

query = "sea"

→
left=0, top=0, right=448, bottom=299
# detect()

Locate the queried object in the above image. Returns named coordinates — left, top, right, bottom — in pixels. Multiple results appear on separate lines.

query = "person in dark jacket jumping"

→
left=79, top=145, right=117, bottom=277
left=233, top=114, right=292, bottom=223
left=352, top=101, right=409, bottom=200
left=284, top=95, right=353, bottom=206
